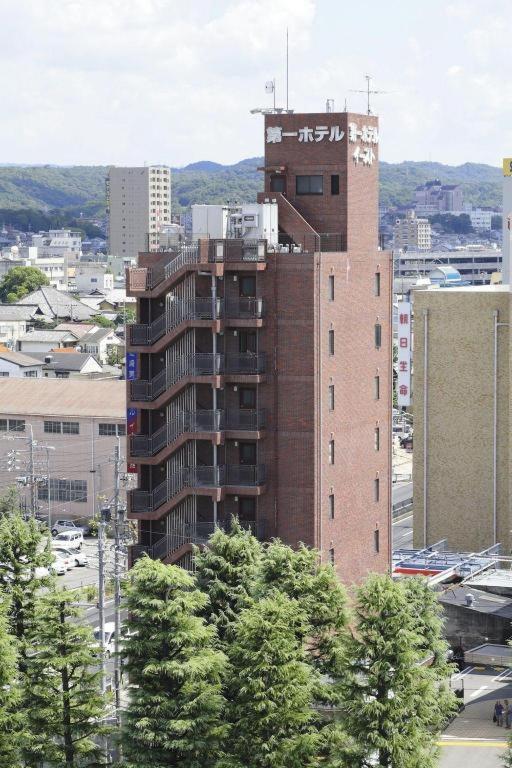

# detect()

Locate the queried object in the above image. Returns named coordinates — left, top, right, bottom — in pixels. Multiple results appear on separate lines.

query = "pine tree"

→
left=194, top=518, right=261, bottom=644
left=340, top=573, right=452, bottom=768
left=122, top=556, right=226, bottom=768
left=0, top=507, right=53, bottom=647
left=222, top=591, right=320, bottom=768
left=0, top=599, right=23, bottom=768
left=22, top=588, right=111, bottom=768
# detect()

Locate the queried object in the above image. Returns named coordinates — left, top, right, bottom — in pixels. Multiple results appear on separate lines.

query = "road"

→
left=439, top=666, right=512, bottom=767
left=392, top=481, right=412, bottom=507
left=392, top=481, right=413, bottom=550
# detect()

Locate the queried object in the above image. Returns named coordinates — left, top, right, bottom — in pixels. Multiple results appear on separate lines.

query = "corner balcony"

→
left=129, top=352, right=266, bottom=408
left=130, top=408, right=266, bottom=462
left=129, top=464, right=266, bottom=517
left=129, top=297, right=264, bottom=349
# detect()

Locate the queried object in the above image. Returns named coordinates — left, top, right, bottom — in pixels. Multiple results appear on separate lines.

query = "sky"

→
left=3, top=0, right=512, bottom=167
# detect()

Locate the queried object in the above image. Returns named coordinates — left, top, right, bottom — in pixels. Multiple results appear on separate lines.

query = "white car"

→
left=51, top=519, right=89, bottom=537
left=53, top=552, right=73, bottom=571
left=49, top=560, right=66, bottom=576
left=53, top=547, right=89, bottom=568
left=52, top=531, right=84, bottom=551
left=93, top=622, right=116, bottom=657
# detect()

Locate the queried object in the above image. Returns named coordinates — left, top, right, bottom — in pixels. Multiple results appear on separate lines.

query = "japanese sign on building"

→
left=266, top=120, right=379, bottom=166
left=127, top=407, right=138, bottom=473
left=397, top=302, right=411, bottom=407
left=266, top=125, right=345, bottom=144
left=126, top=352, right=137, bottom=381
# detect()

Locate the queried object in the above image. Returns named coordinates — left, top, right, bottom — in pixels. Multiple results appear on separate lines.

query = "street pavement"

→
left=439, top=666, right=512, bottom=767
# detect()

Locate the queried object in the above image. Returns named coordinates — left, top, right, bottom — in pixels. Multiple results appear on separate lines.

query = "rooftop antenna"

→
left=350, top=74, right=390, bottom=115
left=286, top=27, right=289, bottom=112
left=343, top=97, right=348, bottom=112
left=326, top=99, right=334, bottom=113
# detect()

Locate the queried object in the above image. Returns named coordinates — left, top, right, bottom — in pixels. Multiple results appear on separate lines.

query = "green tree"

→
left=0, top=599, right=23, bottom=767
left=340, top=574, right=452, bottom=768
left=0, top=507, right=52, bottom=647
left=92, top=313, right=114, bottom=328
left=194, top=518, right=262, bottom=644
left=22, top=588, right=111, bottom=768
left=222, top=591, right=319, bottom=768
left=0, top=265, right=49, bottom=303
left=122, top=557, right=226, bottom=768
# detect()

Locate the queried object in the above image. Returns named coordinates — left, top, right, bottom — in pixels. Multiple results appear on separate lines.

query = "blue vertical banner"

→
left=127, top=407, right=138, bottom=473
left=126, top=352, right=137, bottom=381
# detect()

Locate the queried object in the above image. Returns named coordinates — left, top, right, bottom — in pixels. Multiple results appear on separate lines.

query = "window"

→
left=239, top=275, right=256, bottom=297
left=374, top=528, right=380, bottom=553
left=329, top=548, right=335, bottom=565
left=296, top=175, right=323, bottom=195
left=328, top=439, right=335, bottom=464
left=374, top=272, right=381, bottom=296
left=44, top=421, right=79, bottom=435
left=375, top=323, right=382, bottom=349
left=0, top=419, right=25, bottom=432
left=239, top=330, right=257, bottom=354
left=38, top=479, right=87, bottom=503
left=23, top=370, right=37, bottom=378
left=239, top=387, right=256, bottom=410
left=328, top=329, right=335, bottom=356
left=329, top=384, right=335, bottom=411
left=331, top=175, right=340, bottom=195
left=239, top=497, right=256, bottom=523
left=55, top=371, right=70, bottom=379
left=239, top=442, right=257, bottom=465
left=374, top=375, right=380, bottom=400
left=270, top=175, right=285, bottom=193
left=0, top=372, right=9, bottom=377
left=374, top=478, right=380, bottom=502
left=328, top=275, right=334, bottom=301
left=99, top=423, right=125, bottom=436
left=328, top=493, right=335, bottom=519
left=375, top=427, right=380, bottom=451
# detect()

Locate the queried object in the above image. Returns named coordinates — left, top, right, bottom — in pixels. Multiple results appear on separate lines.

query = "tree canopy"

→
left=0, top=265, right=49, bottom=303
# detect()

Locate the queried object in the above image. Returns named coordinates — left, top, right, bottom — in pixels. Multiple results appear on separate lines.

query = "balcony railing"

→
left=130, top=464, right=266, bottom=513
left=130, top=297, right=264, bottom=346
left=130, top=352, right=266, bottom=402
left=130, top=409, right=266, bottom=458
left=208, top=239, right=266, bottom=263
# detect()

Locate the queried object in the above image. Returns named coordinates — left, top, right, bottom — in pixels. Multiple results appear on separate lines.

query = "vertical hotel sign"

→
left=397, top=302, right=411, bottom=407
left=126, top=353, right=138, bottom=473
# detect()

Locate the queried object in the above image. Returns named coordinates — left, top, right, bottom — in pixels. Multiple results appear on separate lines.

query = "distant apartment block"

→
left=393, top=210, right=431, bottom=251
left=415, top=180, right=464, bottom=215
left=107, top=166, right=171, bottom=262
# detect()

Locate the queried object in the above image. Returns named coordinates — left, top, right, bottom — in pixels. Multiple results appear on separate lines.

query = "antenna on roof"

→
left=326, top=99, right=334, bottom=113
left=349, top=74, right=391, bottom=115
left=286, top=27, right=289, bottom=112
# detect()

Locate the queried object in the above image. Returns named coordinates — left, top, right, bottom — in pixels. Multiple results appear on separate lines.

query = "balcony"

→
left=130, top=464, right=266, bottom=514
left=130, top=408, right=266, bottom=458
left=130, top=352, right=266, bottom=403
left=130, top=297, right=264, bottom=347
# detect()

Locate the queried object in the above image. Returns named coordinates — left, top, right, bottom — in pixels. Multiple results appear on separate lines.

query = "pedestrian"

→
left=505, top=699, right=511, bottom=729
left=494, top=700, right=504, bottom=726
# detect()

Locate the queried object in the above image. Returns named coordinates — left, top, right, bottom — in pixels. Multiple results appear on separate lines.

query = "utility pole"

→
left=27, top=424, right=35, bottom=517
left=98, top=507, right=109, bottom=695
left=113, top=438, right=122, bottom=728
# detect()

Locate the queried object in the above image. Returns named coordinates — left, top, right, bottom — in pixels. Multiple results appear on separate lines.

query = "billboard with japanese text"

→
left=397, top=302, right=411, bottom=407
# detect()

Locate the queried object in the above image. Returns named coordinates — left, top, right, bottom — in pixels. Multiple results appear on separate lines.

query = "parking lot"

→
left=55, top=537, right=114, bottom=591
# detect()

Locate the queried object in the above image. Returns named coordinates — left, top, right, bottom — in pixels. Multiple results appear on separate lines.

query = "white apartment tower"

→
left=393, top=210, right=431, bottom=251
left=106, top=166, right=171, bottom=260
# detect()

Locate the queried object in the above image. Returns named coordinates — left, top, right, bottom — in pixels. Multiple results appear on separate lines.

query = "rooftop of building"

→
left=438, top=585, right=512, bottom=619
left=0, top=348, right=43, bottom=367
left=0, top=304, right=41, bottom=321
left=31, top=351, right=101, bottom=372
left=54, top=322, right=97, bottom=338
left=18, top=329, right=78, bottom=343
left=16, top=285, right=94, bottom=321
left=0, top=378, right=126, bottom=418
left=416, top=283, right=510, bottom=293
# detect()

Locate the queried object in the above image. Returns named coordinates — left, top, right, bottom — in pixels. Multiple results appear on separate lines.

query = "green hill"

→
left=0, top=159, right=502, bottom=220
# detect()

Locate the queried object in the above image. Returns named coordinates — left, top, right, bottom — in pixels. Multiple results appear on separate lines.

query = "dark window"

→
left=270, top=175, right=285, bottom=193
left=329, top=493, right=335, bottom=519
left=374, top=272, right=381, bottom=297
left=329, top=547, right=335, bottom=565
left=99, top=423, right=125, bottom=436
left=328, top=275, right=334, bottom=301
left=331, top=175, right=340, bottom=195
left=374, top=478, right=380, bottom=502
left=375, top=427, right=380, bottom=451
left=239, top=497, right=256, bottom=523
left=239, top=330, right=257, bottom=354
left=328, top=439, right=335, bottom=464
left=62, top=422, right=79, bottom=435
left=296, top=175, right=323, bottom=195
left=239, top=442, right=256, bottom=465
left=9, top=420, right=25, bottom=432
left=329, top=384, right=335, bottom=411
left=329, top=329, right=335, bottom=356
left=38, top=479, right=87, bottom=503
left=375, top=323, right=382, bottom=349
left=239, top=387, right=256, bottom=409
left=374, top=528, right=380, bottom=553
left=239, top=276, right=256, bottom=297
left=374, top=376, right=380, bottom=400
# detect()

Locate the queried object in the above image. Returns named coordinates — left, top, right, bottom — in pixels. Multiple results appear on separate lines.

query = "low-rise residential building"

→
left=36, top=351, right=104, bottom=378
left=393, top=211, right=431, bottom=251
left=0, top=378, right=126, bottom=522
left=0, top=347, right=43, bottom=378
left=74, top=264, right=114, bottom=294
left=79, top=327, right=124, bottom=364
left=0, top=304, right=42, bottom=348
left=17, top=329, right=79, bottom=355
left=16, top=285, right=95, bottom=322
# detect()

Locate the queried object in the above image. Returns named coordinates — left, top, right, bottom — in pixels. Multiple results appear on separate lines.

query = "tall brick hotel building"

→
left=125, top=110, right=392, bottom=583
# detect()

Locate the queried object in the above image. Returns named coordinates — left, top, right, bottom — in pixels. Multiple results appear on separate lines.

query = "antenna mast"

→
left=286, top=27, right=289, bottom=112
left=349, top=74, right=390, bottom=115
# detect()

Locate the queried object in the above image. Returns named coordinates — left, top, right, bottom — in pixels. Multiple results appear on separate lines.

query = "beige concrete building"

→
left=107, top=166, right=171, bottom=261
left=413, top=285, right=511, bottom=553
left=0, top=379, right=127, bottom=525
left=393, top=210, right=431, bottom=251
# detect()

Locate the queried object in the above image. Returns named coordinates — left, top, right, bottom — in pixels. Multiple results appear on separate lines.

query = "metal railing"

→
left=130, top=352, right=266, bottom=402
left=208, top=239, right=266, bottom=263
left=130, top=409, right=266, bottom=457
left=130, top=297, right=264, bottom=346
left=276, top=232, right=346, bottom=253
left=130, top=463, right=266, bottom=513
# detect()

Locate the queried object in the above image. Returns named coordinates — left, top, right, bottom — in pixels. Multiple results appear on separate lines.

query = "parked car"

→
left=399, top=434, right=413, bottom=450
left=52, top=551, right=73, bottom=571
left=52, top=531, right=84, bottom=551
left=53, top=546, right=88, bottom=567
left=51, top=519, right=89, bottom=537
left=93, top=622, right=116, bottom=657
left=49, top=559, right=67, bottom=576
